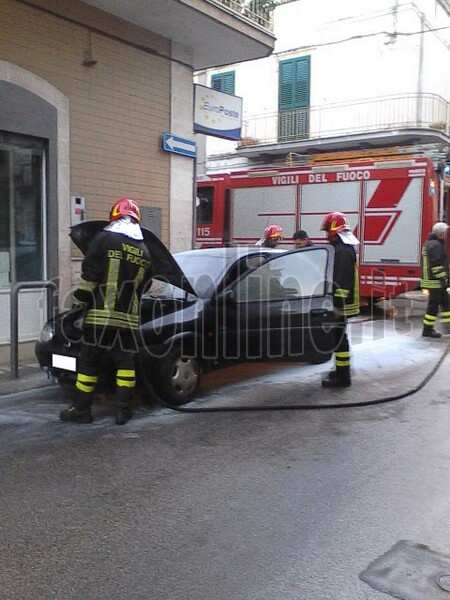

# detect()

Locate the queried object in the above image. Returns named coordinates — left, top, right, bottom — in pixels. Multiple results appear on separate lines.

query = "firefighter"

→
left=420, top=221, right=450, bottom=338
left=59, top=198, right=153, bottom=425
left=320, top=211, right=359, bottom=388
left=256, top=224, right=284, bottom=248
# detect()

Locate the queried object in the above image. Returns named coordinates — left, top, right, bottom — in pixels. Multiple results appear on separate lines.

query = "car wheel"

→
left=154, top=346, right=201, bottom=406
left=309, top=353, right=333, bottom=364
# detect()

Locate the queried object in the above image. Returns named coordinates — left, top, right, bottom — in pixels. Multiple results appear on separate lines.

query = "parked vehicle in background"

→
left=196, top=155, right=441, bottom=303
left=36, top=226, right=337, bottom=405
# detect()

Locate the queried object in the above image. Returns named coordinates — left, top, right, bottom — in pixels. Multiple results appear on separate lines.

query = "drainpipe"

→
left=195, top=71, right=207, bottom=178
left=392, top=0, right=399, bottom=35
left=447, top=100, right=450, bottom=135
left=416, top=11, right=425, bottom=125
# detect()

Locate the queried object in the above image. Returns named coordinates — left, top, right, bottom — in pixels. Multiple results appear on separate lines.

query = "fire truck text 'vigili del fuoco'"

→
left=196, top=156, right=441, bottom=302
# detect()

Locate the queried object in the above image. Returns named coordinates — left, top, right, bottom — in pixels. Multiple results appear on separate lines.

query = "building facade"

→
left=0, top=0, right=275, bottom=350
left=200, top=0, right=450, bottom=170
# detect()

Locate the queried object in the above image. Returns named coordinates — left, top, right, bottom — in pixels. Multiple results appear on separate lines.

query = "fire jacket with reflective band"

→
left=333, top=242, right=360, bottom=317
left=420, top=234, right=449, bottom=290
left=72, top=230, right=152, bottom=330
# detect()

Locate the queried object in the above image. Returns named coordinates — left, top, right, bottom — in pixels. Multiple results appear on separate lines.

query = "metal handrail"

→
left=212, top=0, right=274, bottom=30
left=238, top=92, right=450, bottom=146
left=10, top=281, right=59, bottom=380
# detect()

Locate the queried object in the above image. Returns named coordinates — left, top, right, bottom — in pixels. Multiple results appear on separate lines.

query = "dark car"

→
left=35, top=222, right=337, bottom=405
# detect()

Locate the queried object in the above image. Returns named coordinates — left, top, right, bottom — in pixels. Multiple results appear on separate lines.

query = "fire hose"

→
left=139, top=342, right=449, bottom=413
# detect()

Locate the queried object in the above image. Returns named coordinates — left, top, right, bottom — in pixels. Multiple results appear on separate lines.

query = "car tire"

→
left=309, top=353, right=333, bottom=364
left=154, top=345, right=201, bottom=406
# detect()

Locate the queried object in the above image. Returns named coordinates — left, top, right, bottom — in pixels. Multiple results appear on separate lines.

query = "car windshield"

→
left=146, top=251, right=231, bottom=299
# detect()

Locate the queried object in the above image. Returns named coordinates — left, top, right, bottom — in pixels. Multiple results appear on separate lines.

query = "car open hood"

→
left=70, top=220, right=197, bottom=297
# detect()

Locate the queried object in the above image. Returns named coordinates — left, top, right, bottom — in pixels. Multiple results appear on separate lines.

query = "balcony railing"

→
left=213, top=0, right=275, bottom=30
left=239, top=93, right=450, bottom=147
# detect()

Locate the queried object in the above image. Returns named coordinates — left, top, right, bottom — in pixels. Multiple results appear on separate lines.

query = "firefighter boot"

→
left=326, top=369, right=340, bottom=380
left=115, top=387, right=133, bottom=426
left=59, top=392, right=93, bottom=424
left=422, top=326, right=442, bottom=338
left=321, top=366, right=351, bottom=388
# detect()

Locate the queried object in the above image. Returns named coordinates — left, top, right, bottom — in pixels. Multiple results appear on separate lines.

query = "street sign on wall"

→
left=162, top=133, right=197, bottom=158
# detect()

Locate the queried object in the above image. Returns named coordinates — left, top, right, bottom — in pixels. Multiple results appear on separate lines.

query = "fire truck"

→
left=196, top=154, right=443, bottom=301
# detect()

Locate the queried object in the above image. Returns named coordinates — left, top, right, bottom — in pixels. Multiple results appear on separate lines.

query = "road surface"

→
left=0, top=317, right=449, bottom=599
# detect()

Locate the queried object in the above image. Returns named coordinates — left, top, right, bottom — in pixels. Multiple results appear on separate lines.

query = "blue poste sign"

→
left=194, top=84, right=243, bottom=141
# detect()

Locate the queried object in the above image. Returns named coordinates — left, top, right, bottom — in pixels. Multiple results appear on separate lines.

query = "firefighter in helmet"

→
left=420, top=221, right=450, bottom=338
left=320, top=211, right=359, bottom=388
left=256, top=224, right=284, bottom=248
left=59, top=198, right=153, bottom=425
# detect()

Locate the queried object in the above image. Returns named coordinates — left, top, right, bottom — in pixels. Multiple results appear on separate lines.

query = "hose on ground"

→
left=139, top=343, right=449, bottom=413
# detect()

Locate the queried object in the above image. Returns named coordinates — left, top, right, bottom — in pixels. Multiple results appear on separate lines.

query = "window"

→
left=0, top=132, right=46, bottom=287
left=196, top=186, right=214, bottom=224
left=211, top=71, right=235, bottom=95
left=278, top=56, right=310, bottom=141
left=235, top=249, right=328, bottom=302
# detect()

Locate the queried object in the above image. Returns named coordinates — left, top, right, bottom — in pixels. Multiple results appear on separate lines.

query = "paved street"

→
left=1, top=317, right=450, bottom=599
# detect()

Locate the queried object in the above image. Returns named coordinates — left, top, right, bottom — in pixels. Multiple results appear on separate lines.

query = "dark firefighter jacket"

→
left=420, top=233, right=449, bottom=290
left=333, top=241, right=360, bottom=317
left=72, top=230, right=153, bottom=330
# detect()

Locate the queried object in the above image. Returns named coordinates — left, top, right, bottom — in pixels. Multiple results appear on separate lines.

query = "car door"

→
left=220, top=246, right=336, bottom=363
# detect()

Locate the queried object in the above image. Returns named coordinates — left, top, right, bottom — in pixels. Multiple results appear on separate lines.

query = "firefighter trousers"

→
left=423, top=287, right=450, bottom=332
left=332, top=317, right=351, bottom=378
left=74, top=327, right=138, bottom=410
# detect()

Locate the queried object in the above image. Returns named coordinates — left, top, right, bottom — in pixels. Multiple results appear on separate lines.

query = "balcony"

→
left=213, top=0, right=274, bottom=29
left=80, top=0, right=276, bottom=69
left=236, top=93, right=450, bottom=157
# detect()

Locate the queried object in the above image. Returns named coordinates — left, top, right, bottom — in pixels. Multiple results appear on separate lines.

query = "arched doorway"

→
left=0, top=61, right=70, bottom=351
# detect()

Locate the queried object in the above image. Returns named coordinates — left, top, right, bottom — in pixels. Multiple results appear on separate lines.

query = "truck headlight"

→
left=40, top=322, right=54, bottom=342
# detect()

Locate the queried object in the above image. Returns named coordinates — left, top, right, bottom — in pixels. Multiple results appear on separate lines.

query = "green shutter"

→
left=211, top=71, right=235, bottom=95
left=211, top=75, right=222, bottom=91
left=279, top=60, right=294, bottom=109
left=223, top=72, right=235, bottom=94
left=278, top=56, right=310, bottom=110
left=295, top=57, right=310, bottom=107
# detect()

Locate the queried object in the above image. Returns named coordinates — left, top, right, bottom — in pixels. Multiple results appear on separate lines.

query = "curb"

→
left=0, top=370, right=55, bottom=397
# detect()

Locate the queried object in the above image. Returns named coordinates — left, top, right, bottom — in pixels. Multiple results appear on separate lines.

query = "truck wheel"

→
left=154, top=346, right=201, bottom=406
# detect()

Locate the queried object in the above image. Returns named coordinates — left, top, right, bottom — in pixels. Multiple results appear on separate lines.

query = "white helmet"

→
left=432, top=222, right=449, bottom=236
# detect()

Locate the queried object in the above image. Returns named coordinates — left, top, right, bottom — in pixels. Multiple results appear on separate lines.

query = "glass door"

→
left=0, top=133, right=46, bottom=288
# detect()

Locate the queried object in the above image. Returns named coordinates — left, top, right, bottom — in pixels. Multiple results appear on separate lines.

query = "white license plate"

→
left=52, top=354, right=76, bottom=372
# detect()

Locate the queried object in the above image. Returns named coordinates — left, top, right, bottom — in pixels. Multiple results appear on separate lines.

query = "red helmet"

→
left=265, top=224, right=284, bottom=239
left=110, top=198, right=141, bottom=223
left=320, top=212, right=349, bottom=234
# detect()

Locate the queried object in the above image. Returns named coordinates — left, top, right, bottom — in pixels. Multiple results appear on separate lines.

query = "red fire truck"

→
left=196, top=155, right=442, bottom=301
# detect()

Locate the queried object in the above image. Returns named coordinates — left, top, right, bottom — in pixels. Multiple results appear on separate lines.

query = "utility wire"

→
left=276, top=24, right=450, bottom=54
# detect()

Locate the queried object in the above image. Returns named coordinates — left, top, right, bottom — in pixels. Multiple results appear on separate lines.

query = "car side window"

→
left=234, top=249, right=328, bottom=302
left=220, top=254, right=270, bottom=291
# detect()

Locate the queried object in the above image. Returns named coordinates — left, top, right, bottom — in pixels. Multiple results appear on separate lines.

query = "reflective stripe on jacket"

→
left=72, top=230, right=153, bottom=331
left=420, top=234, right=449, bottom=290
left=333, top=242, right=360, bottom=317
